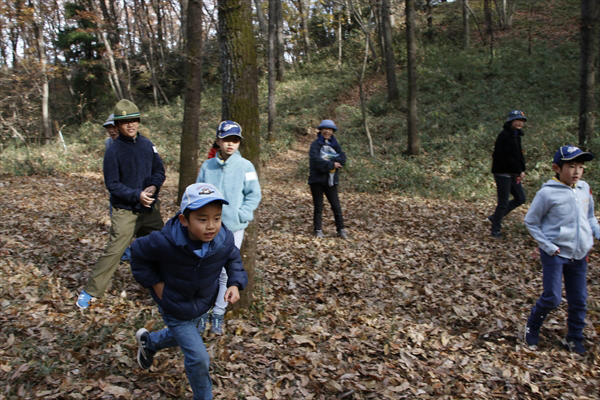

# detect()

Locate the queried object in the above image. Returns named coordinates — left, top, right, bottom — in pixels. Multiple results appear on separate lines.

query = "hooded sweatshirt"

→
left=130, top=215, right=248, bottom=320
left=524, top=178, right=600, bottom=259
left=196, top=151, right=261, bottom=232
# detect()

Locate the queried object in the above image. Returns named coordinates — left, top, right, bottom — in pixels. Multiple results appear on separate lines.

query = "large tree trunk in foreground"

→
left=178, top=0, right=203, bottom=203
left=219, top=0, right=261, bottom=309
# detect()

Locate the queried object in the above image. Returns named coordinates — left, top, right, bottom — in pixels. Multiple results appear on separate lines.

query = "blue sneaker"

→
left=76, top=290, right=92, bottom=309
left=197, top=313, right=209, bottom=334
left=211, top=313, right=225, bottom=335
left=523, top=321, right=540, bottom=347
left=565, top=339, right=586, bottom=355
left=121, top=246, right=131, bottom=262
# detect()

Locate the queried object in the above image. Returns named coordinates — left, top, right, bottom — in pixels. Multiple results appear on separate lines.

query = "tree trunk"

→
left=267, top=0, right=276, bottom=141
left=34, top=0, right=51, bottom=143
left=178, top=0, right=203, bottom=203
left=219, top=0, right=261, bottom=309
left=275, top=0, right=285, bottom=81
left=462, top=0, right=470, bottom=49
left=406, top=0, right=419, bottom=155
left=338, top=13, right=342, bottom=69
left=254, top=0, right=267, bottom=37
left=578, top=0, right=598, bottom=149
left=484, top=0, right=493, bottom=43
left=90, top=0, right=123, bottom=100
left=293, top=0, right=310, bottom=63
left=426, top=0, right=433, bottom=29
left=381, top=0, right=398, bottom=102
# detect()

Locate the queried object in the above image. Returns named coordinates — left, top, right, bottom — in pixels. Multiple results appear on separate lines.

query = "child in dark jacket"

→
left=489, top=110, right=528, bottom=238
left=308, top=119, right=347, bottom=239
left=131, top=183, right=248, bottom=400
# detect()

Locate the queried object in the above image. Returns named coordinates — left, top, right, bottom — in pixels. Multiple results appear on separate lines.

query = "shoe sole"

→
left=135, top=328, right=151, bottom=369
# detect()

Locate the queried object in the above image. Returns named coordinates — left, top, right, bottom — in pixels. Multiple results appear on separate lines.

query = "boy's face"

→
left=179, top=203, right=223, bottom=242
left=320, top=128, right=334, bottom=140
left=116, top=119, right=140, bottom=138
left=553, top=161, right=585, bottom=186
left=511, top=119, right=526, bottom=130
left=217, top=137, right=241, bottom=159
left=105, top=125, right=118, bottom=140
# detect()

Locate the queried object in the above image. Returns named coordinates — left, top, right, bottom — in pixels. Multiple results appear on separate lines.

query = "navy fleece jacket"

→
left=308, top=134, right=346, bottom=185
left=103, top=132, right=165, bottom=212
left=130, top=215, right=248, bottom=320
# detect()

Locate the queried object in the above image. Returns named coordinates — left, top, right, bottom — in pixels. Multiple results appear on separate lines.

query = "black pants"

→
left=310, top=183, right=345, bottom=232
left=491, top=174, right=526, bottom=233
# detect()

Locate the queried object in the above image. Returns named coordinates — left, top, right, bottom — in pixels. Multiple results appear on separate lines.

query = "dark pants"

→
left=491, top=174, right=525, bottom=233
left=527, top=251, right=588, bottom=341
left=310, top=183, right=344, bottom=232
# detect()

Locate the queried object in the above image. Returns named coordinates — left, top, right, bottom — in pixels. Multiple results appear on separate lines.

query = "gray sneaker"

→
left=338, top=229, right=348, bottom=239
left=314, top=230, right=324, bottom=238
left=211, top=313, right=225, bottom=335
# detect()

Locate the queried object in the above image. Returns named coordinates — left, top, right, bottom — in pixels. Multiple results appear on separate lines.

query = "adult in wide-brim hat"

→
left=113, top=99, right=141, bottom=121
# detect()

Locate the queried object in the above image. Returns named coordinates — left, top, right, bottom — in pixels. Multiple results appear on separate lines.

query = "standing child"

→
left=132, top=183, right=248, bottom=399
left=308, top=119, right=347, bottom=239
left=76, top=100, right=165, bottom=309
left=489, top=110, right=528, bottom=238
left=196, top=120, right=261, bottom=334
left=523, top=145, right=599, bottom=354
left=102, top=114, right=118, bottom=150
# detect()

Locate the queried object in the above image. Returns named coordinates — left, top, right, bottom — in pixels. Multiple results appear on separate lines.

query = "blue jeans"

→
left=527, top=251, right=588, bottom=340
left=146, top=310, right=213, bottom=399
left=491, top=174, right=525, bottom=233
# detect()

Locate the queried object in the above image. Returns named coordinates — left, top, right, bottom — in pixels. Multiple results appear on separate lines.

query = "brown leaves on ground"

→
left=1, top=141, right=599, bottom=399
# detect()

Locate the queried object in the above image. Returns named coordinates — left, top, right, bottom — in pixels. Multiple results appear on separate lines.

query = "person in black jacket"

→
left=76, top=100, right=165, bottom=309
left=489, top=110, right=527, bottom=238
left=131, top=183, right=247, bottom=399
left=309, top=119, right=347, bottom=239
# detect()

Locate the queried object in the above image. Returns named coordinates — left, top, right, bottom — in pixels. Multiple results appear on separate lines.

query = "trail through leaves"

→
left=1, top=137, right=599, bottom=399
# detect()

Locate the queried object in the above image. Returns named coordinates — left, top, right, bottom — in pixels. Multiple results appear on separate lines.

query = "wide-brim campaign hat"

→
left=553, top=145, right=594, bottom=164
left=180, top=183, right=229, bottom=214
left=113, top=100, right=141, bottom=120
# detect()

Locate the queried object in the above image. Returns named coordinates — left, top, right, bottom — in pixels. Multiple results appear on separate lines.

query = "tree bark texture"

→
left=578, top=0, right=598, bottom=149
left=275, top=0, right=285, bottom=81
left=462, top=0, right=470, bottom=49
left=267, top=0, right=277, bottom=141
left=178, top=0, right=203, bottom=203
left=406, top=0, right=419, bottom=155
left=254, top=0, right=267, bottom=37
left=219, top=0, right=261, bottom=309
left=381, top=0, right=399, bottom=102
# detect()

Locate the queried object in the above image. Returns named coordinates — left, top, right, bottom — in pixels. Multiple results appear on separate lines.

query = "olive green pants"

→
left=84, top=203, right=164, bottom=297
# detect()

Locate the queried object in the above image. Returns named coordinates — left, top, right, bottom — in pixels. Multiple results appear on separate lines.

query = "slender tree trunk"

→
left=254, top=0, right=267, bottom=37
left=462, top=0, right=470, bottom=49
left=219, top=0, right=260, bottom=309
left=275, top=0, right=285, bottom=81
left=90, top=0, right=123, bottom=100
left=180, top=0, right=188, bottom=51
left=294, top=0, right=310, bottom=63
left=359, top=29, right=374, bottom=157
left=426, top=0, right=433, bottom=29
left=338, top=13, right=342, bottom=69
left=484, top=0, right=493, bottom=43
left=267, top=0, right=276, bottom=141
left=578, top=0, right=598, bottom=149
left=178, top=0, right=203, bottom=203
left=406, top=0, right=419, bottom=155
left=381, top=0, right=398, bottom=102
left=34, top=0, right=51, bottom=143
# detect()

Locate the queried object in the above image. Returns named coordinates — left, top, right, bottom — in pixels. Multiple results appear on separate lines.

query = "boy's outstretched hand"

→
left=224, top=286, right=240, bottom=304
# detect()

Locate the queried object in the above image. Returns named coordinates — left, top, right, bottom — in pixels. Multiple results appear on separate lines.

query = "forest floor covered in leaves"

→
left=1, top=134, right=599, bottom=399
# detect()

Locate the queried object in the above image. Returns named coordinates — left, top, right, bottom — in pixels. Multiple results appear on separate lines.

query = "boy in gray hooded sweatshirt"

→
left=523, top=145, right=600, bottom=355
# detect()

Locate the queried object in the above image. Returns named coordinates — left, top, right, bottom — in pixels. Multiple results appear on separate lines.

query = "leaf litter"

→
left=0, top=138, right=599, bottom=399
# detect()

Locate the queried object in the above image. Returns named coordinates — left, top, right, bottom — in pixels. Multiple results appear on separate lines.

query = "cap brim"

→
left=563, top=152, right=594, bottom=162
left=183, top=198, right=229, bottom=213
left=216, top=133, right=243, bottom=139
left=102, top=122, right=115, bottom=127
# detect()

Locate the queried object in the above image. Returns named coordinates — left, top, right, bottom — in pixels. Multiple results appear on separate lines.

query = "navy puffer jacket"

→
left=491, top=121, right=526, bottom=175
left=130, top=215, right=247, bottom=320
left=308, top=134, right=347, bottom=185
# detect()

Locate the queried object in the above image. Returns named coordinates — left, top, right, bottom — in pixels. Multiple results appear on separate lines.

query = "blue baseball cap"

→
left=317, top=119, right=338, bottom=131
left=216, top=120, right=243, bottom=139
left=506, top=110, right=527, bottom=122
left=180, top=183, right=229, bottom=214
left=553, top=145, right=594, bottom=164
